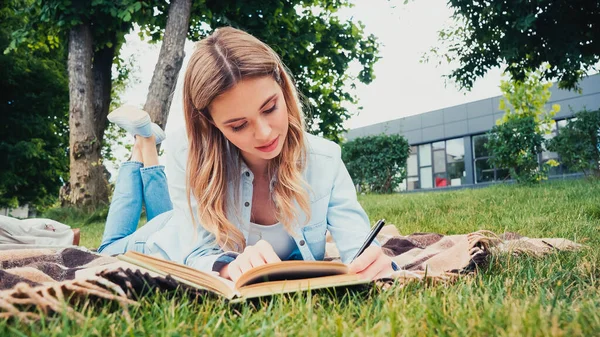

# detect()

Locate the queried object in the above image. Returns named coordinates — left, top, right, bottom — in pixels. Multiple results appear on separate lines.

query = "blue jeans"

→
left=98, top=161, right=174, bottom=255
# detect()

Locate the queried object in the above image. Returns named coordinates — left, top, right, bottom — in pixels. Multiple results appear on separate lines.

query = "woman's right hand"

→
left=219, top=240, right=281, bottom=281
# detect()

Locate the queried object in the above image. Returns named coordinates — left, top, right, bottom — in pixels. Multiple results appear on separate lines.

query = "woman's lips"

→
left=256, top=136, right=279, bottom=152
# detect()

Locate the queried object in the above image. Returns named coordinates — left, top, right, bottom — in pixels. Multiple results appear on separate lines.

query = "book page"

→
left=74, top=260, right=162, bottom=280
left=120, top=251, right=237, bottom=298
left=235, top=260, right=349, bottom=289
left=238, top=273, right=369, bottom=300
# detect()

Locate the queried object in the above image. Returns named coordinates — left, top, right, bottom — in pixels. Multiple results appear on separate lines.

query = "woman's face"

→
left=209, top=76, right=289, bottom=169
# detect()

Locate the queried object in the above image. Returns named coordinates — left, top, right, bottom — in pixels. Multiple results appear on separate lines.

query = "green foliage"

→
left=192, top=1, right=380, bottom=142
left=7, top=0, right=154, bottom=54
left=0, top=0, right=69, bottom=210
left=342, top=134, right=409, bottom=193
left=486, top=70, right=559, bottom=183
left=497, top=67, right=561, bottom=126
left=428, top=0, right=600, bottom=90
left=486, top=116, right=546, bottom=183
left=14, top=1, right=381, bottom=144
left=42, top=204, right=110, bottom=227
left=5, top=0, right=379, bottom=206
left=549, top=109, right=600, bottom=176
left=102, top=53, right=140, bottom=168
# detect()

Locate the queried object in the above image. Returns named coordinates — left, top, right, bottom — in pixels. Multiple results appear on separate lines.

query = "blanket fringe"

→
left=0, top=278, right=137, bottom=322
left=467, top=230, right=502, bottom=250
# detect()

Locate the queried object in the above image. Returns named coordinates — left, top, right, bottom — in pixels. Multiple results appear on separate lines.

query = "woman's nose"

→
left=255, top=117, right=271, bottom=141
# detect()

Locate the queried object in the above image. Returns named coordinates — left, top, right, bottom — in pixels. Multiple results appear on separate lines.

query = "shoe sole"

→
left=108, top=105, right=152, bottom=137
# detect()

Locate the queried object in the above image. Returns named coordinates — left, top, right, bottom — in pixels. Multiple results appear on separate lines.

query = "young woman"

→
left=99, top=27, right=395, bottom=281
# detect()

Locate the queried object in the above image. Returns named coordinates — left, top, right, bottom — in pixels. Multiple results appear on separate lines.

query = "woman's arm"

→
left=164, top=131, right=230, bottom=272
left=325, top=144, right=395, bottom=279
left=325, top=143, right=373, bottom=263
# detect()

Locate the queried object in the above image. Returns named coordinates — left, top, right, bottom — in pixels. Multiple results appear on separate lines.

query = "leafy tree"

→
left=10, top=0, right=380, bottom=207
left=203, top=1, right=380, bottom=141
left=429, top=0, right=600, bottom=90
left=548, top=109, right=600, bottom=176
left=486, top=69, right=559, bottom=183
left=6, top=0, right=154, bottom=206
left=342, top=134, right=410, bottom=193
left=7, top=0, right=193, bottom=207
left=0, top=0, right=69, bottom=210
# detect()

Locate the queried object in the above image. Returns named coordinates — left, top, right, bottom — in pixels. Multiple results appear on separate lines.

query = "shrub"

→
left=486, top=115, right=546, bottom=183
left=548, top=109, right=600, bottom=176
left=486, top=68, right=559, bottom=183
left=342, top=134, right=410, bottom=193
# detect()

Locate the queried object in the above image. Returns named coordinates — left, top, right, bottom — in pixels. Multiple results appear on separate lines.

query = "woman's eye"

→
left=232, top=122, right=248, bottom=132
left=263, top=103, right=277, bottom=114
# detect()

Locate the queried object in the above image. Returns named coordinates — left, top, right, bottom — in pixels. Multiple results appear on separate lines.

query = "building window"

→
left=472, top=119, right=576, bottom=183
left=432, top=141, right=447, bottom=187
left=406, top=146, right=419, bottom=190
left=446, top=138, right=466, bottom=186
left=472, top=134, right=509, bottom=183
left=557, top=119, right=568, bottom=129
left=540, top=120, right=561, bottom=176
left=429, top=138, right=466, bottom=188
left=419, top=144, right=433, bottom=189
left=402, top=138, right=467, bottom=191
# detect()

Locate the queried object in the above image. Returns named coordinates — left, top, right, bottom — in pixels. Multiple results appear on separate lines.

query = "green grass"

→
left=2, top=179, right=599, bottom=336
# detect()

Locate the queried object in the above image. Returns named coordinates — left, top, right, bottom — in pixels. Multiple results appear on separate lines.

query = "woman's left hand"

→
left=348, top=245, right=394, bottom=280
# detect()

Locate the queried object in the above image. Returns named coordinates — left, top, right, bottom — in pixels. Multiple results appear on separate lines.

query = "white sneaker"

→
left=107, top=105, right=152, bottom=138
left=152, top=123, right=166, bottom=144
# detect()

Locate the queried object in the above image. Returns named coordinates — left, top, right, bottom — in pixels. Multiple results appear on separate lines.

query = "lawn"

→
left=2, top=179, right=599, bottom=336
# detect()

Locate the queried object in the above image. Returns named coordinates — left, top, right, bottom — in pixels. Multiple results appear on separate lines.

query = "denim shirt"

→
left=146, top=130, right=373, bottom=273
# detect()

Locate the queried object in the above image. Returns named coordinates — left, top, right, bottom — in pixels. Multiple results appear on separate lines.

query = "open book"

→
left=117, top=251, right=370, bottom=301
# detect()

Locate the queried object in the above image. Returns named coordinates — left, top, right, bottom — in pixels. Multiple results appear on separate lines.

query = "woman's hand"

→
left=348, top=245, right=394, bottom=280
left=219, top=240, right=281, bottom=281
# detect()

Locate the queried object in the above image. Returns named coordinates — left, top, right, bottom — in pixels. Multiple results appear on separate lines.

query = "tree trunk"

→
left=92, top=38, right=116, bottom=146
left=62, top=24, right=108, bottom=207
left=92, top=36, right=116, bottom=182
left=143, top=0, right=192, bottom=131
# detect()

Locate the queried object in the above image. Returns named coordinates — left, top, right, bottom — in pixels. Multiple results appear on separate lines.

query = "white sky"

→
left=119, top=0, right=504, bottom=134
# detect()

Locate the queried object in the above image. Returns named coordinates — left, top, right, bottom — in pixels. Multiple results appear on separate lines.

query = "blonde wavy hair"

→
left=183, top=27, right=311, bottom=252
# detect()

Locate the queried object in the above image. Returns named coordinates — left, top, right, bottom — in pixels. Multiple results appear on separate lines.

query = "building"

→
left=345, top=73, right=600, bottom=191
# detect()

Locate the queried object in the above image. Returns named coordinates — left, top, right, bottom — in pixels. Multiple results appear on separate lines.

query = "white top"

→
left=247, top=222, right=297, bottom=259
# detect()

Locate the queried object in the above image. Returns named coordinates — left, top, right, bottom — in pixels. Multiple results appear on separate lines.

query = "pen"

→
left=351, top=219, right=386, bottom=262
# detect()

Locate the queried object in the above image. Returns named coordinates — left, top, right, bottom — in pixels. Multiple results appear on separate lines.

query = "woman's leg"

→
left=98, top=209, right=174, bottom=255
left=141, top=166, right=174, bottom=220
left=98, top=134, right=174, bottom=255
left=98, top=106, right=171, bottom=255
left=137, top=135, right=173, bottom=220
left=98, top=160, right=144, bottom=253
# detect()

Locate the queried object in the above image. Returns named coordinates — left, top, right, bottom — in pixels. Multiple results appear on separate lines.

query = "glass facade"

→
left=419, top=144, right=433, bottom=189
left=401, top=138, right=466, bottom=190
left=470, top=119, right=574, bottom=185
left=432, top=141, right=447, bottom=187
left=446, top=138, right=466, bottom=186
left=406, top=146, right=419, bottom=190
left=472, top=134, right=509, bottom=183
left=395, top=118, right=577, bottom=191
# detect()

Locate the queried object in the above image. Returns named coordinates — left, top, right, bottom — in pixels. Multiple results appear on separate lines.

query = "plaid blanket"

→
left=0, top=226, right=581, bottom=321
